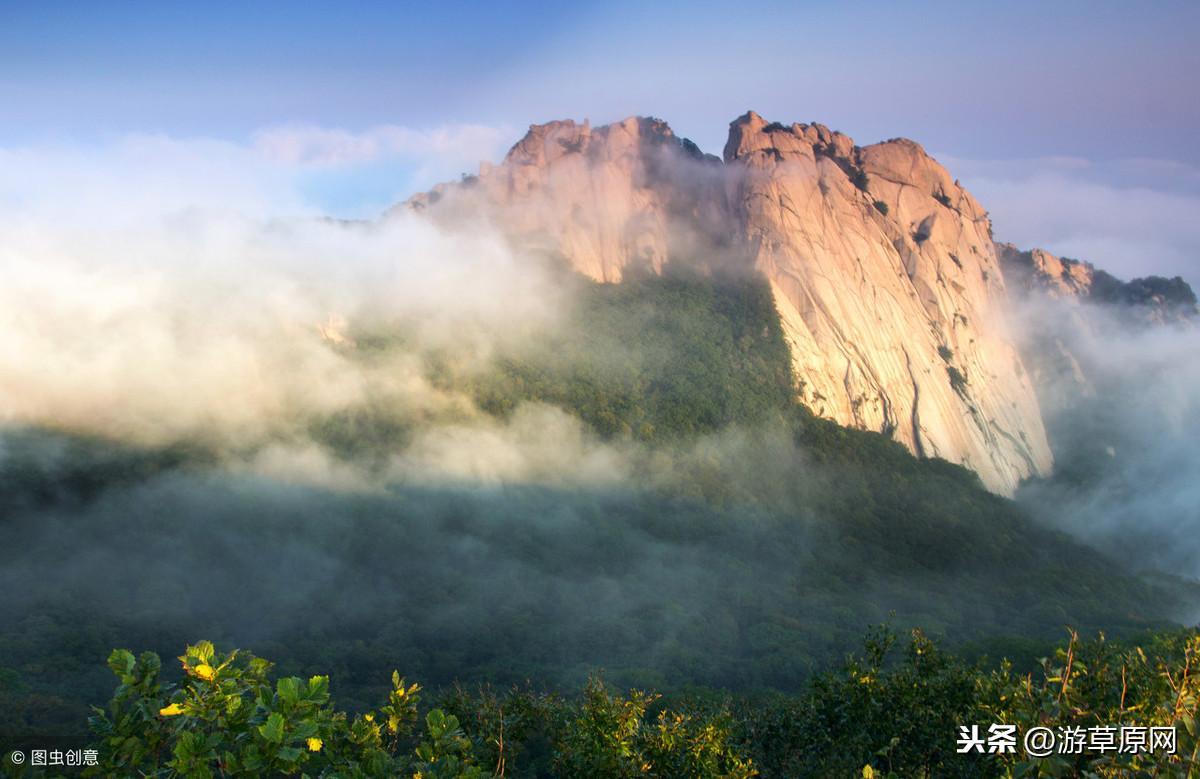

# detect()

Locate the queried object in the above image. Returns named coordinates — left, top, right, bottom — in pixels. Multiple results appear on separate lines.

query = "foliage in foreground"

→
left=81, top=641, right=753, bottom=778
left=744, top=626, right=1200, bottom=777
left=23, top=627, right=1191, bottom=778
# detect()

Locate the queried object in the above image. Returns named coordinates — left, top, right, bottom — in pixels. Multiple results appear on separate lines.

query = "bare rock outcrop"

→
left=997, top=242, right=1198, bottom=325
left=397, top=116, right=730, bottom=282
left=394, top=113, right=1058, bottom=495
left=723, top=112, right=1051, bottom=494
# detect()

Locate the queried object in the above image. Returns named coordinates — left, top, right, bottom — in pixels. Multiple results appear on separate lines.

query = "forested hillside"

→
left=38, top=627, right=1200, bottom=776
left=1, top=268, right=1194, bottom=774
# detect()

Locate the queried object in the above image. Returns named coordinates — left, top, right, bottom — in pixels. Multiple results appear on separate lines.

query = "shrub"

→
left=872, top=200, right=889, bottom=216
left=739, top=626, right=1200, bottom=777
left=947, top=365, right=968, bottom=394
left=86, top=642, right=757, bottom=778
left=86, top=641, right=480, bottom=778
left=76, top=629, right=1200, bottom=778
left=552, top=678, right=755, bottom=778
left=977, top=629, right=1200, bottom=777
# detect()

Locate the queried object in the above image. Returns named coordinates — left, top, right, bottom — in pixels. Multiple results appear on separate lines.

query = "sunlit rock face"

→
left=397, top=116, right=733, bottom=282
left=395, top=112, right=1057, bottom=495
left=723, top=112, right=1051, bottom=495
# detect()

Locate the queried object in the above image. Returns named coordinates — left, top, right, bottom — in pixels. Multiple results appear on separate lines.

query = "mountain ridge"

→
left=392, top=112, right=1061, bottom=494
left=997, top=241, right=1199, bottom=324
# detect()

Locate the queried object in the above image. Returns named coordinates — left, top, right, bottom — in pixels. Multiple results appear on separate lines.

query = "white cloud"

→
left=0, top=134, right=306, bottom=223
left=944, top=154, right=1200, bottom=283
left=253, top=123, right=511, bottom=169
left=0, top=130, right=560, bottom=452
left=0, top=122, right=513, bottom=223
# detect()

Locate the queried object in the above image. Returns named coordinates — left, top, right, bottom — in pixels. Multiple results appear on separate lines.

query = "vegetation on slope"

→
left=460, top=265, right=796, bottom=442
left=41, top=628, right=1200, bottom=777
left=0, top=265, right=1194, bottom=769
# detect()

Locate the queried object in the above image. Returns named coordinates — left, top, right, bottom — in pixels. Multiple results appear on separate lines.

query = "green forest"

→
left=2, top=268, right=1197, bottom=776
left=74, top=627, right=1200, bottom=777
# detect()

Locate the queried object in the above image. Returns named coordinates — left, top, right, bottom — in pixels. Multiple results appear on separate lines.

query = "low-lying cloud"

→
left=0, top=122, right=512, bottom=222
left=0, top=211, right=564, bottom=449
left=1009, top=293, right=1200, bottom=585
left=0, top=128, right=569, bottom=463
left=947, top=154, right=1200, bottom=284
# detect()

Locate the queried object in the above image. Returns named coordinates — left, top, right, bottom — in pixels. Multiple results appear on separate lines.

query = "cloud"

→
left=0, top=122, right=513, bottom=222
left=253, top=123, right=512, bottom=169
left=0, top=134, right=307, bottom=223
left=0, top=213, right=554, bottom=447
left=1007, top=287, right=1200, bottom=586
left=0, top=131, right=562, bottom=454
left=945, top=155, right=1200, bottom=283
left=250, top=123, right=515, bottom=216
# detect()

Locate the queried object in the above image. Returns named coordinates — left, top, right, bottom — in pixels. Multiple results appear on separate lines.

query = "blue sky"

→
left=3, top=0, right=1198, bottom=278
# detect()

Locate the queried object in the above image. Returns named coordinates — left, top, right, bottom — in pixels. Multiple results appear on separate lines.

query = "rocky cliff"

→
left=997, top=242, right=1199, bottom=325
left=398, top=116, right=729, bottom=282
left=394, top=113, right=1056, bottom=495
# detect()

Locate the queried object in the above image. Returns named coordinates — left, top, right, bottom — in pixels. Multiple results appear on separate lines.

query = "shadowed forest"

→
left=3, top=268, right=1198, bottom=775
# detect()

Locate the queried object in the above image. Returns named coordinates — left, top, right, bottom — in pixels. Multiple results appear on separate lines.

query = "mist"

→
left=0, top=132, right=574, bottom=460
left=0, top=133, right=834, bottom=702
left=1011, top=292, right=1200, bottom=591
left=1, top=129, right=1195, bottom=741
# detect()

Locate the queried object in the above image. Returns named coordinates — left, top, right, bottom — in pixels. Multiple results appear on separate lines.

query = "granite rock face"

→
left=394, top=113, right=1058, bottom=495
left=723, top=112, right=1051, bottom=494
left=398, top=116, right=731, bottom=282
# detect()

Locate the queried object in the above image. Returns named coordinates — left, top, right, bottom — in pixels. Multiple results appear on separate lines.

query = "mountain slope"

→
left=996, top=241, right=1199, bottom=502
left=3, top=271, right=1189, bottom=748
left=396, top=113, right=1053, bottom=494
left=997, top=241, right=1199, bottom=324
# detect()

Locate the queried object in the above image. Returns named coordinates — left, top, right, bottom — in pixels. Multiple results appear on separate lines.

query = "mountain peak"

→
left=725, top=111, right=856, bottom=163
left=503, top=116, right=682, bottom=168
left=395, top=113, right=1055, bottom=493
